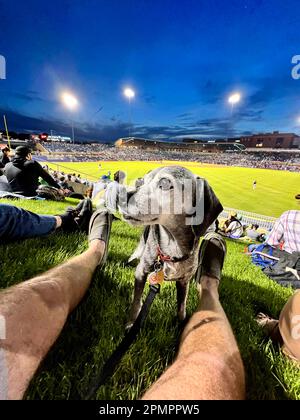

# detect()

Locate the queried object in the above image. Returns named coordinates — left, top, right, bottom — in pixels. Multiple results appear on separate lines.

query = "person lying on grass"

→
left=0, top=200, right=92, bottom=242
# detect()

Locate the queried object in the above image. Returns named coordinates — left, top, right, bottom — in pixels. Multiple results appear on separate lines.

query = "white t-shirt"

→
left=92, top=180, right=109, bottom=199
left=228, top=221, right=243, bottom=238
left=105, top=181, right=126, bottom=213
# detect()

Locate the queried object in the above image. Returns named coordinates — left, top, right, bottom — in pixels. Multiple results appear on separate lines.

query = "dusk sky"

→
left=1, top=0, right=300, bottom=141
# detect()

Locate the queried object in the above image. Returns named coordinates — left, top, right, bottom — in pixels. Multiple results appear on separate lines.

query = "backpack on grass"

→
left=247, top=243, right=278, bottom=269
left=36, top=185, right=65, bottom=201
left=247, top=244, right=300, bottom=289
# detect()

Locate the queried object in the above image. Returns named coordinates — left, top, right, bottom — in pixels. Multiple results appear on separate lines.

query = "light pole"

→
left=123, top=87, right=135, bottom=137
left=71, top=120, right=75, bottom=145
left=50, top=129, right=56, bottom=140
left=61, top=92, right=78, bottom=144
left=48, top=130, right=56, bottom=154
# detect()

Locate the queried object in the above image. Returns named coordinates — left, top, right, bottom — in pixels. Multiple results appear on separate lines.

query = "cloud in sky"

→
left=0, top=72, right=297, bottom=142
left=0, top=106, right=262, bottom=141
left=1, top=90, right=47, bottom=103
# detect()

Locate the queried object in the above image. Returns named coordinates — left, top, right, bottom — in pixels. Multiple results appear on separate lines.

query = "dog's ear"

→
left=191, top=178, right=223, bottom=238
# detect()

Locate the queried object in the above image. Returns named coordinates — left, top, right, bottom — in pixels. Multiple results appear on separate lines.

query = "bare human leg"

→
left=0, top=239, right=104, bottom=400
left=143, top=234, right=245, bottom=400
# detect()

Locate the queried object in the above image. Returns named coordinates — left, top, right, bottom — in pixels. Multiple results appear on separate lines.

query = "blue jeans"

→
left=0, top=204, right=56, bottom=241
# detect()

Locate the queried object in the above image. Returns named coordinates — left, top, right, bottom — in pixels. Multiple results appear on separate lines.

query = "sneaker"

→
left=88, top=209, right=113, bottom=267
left=58, top=198, right=93, bottom=233
left=76, top=198, right=93, bottom=233
left=195, top=232, right=227, bottom=284
left=58, top=209, right=80, bottom=232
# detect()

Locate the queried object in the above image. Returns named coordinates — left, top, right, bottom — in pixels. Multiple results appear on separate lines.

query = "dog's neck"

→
left=155, top=223, right=197, bottom=259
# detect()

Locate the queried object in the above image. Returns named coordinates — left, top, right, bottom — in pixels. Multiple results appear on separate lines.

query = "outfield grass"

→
left=48, top=160, right=300, bottom=217
left=0, top=161, right=300, bottom=400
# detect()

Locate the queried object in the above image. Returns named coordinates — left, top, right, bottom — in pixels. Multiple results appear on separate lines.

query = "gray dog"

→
left=121, top=166, right=223, bottom=328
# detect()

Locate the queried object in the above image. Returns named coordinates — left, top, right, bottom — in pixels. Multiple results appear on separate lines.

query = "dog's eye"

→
left=158, top=178, right=174, bottom=191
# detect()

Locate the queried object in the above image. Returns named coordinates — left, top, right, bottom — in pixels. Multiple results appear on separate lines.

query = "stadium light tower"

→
left=123, top=87, right=135, bottom=137
left=61, top=92, right=78, bottom=144
left=228, top=92, right=241, bottom=115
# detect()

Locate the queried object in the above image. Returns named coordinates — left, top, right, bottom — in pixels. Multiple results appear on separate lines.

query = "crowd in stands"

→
left=44, top=142, right=109, bottom=156
left=45, top=142, right=109, bottom=154
left=38, top=142, right=300, bottom=171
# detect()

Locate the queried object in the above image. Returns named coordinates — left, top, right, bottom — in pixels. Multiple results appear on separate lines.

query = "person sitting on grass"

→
left=0, top=147, right=10, bottom=168
left=218, top=211, right=243, bottom=239
left=266, top=208, right=300, bottom=254
left=104, top=170, right=126, bottom=213
left=58, top=176, right=70, bottom=190
left=4, top=146, right=63, bottom=197
left=0, top=213, right=245, bottom=400
left=92, top=175, right=111, bottom=206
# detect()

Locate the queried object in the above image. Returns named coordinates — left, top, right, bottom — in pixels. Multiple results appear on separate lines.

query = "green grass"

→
left=0, top=161, right=300, bottom=400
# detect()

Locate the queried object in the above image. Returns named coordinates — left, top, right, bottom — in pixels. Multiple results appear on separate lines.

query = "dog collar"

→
left=156, top=245, right=191, bottom=263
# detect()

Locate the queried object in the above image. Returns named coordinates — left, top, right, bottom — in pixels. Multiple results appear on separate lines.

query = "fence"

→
left=221, top=207, right=276, bottom=230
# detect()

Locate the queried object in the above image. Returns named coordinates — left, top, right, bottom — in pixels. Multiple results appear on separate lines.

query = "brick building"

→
left=240, top=132, right=300, bottom=149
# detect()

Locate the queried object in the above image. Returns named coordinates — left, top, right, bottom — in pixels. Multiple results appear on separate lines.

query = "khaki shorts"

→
left=279, top=291, right=300, bottom=361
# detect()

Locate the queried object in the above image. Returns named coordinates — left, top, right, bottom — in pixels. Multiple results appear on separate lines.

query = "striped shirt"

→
left=267, top=210, right=300, bottom=254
